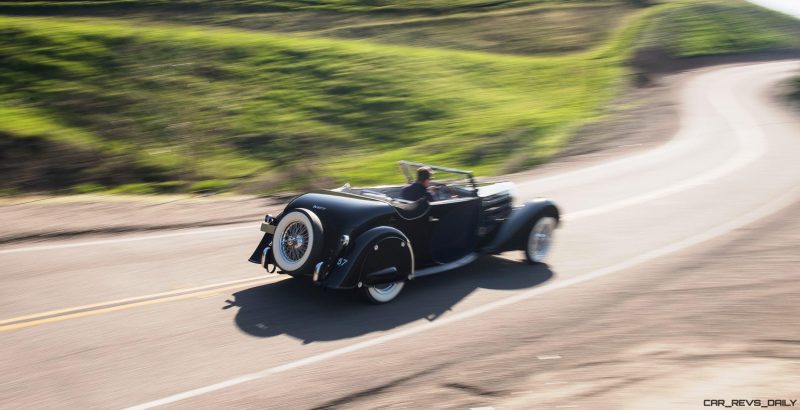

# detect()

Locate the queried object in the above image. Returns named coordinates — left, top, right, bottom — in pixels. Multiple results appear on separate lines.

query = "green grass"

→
left=0, top=1, right=645, bottom=55
left=0, top=0, right=622, bottom=14
left=637, top=1, right=800, bottom=58
left=1, top=0, right=799, bottom=194
left=0, top=105, right=105, bottom=148
left=305, top=2, right=638, bottom=55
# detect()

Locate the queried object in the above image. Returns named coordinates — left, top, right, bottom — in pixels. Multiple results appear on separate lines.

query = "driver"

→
left=400, top=166, right=436, bottom=202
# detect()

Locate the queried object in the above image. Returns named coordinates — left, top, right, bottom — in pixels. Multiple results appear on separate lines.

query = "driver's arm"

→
left=425, top=186, right=437, bottom=202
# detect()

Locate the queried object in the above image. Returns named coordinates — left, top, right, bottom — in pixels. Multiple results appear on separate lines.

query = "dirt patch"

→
left=632, top=48, right=800, bottom=76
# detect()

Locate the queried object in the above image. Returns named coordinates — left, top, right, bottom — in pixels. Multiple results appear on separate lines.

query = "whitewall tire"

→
left=273, top=210, right=322, bottom=274
left=526, top=216, right=557, bottom=264
left=363, top=281, right=405, bottom=304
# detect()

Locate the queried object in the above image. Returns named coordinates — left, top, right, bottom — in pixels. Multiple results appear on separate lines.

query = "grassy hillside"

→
left=637, top=1, right=800, bottom=58
left=0, top=0, right=630, bottom=14
left=302, top=3, right=638, bottom=55
left=0, top=2, right=644, bottom=55
left=1, top=0, right=799, bottom=195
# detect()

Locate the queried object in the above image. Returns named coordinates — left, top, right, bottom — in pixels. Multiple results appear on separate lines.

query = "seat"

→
left=390, top=198, right=431, bottom=220
left=360, top=190, right=391, bottom=201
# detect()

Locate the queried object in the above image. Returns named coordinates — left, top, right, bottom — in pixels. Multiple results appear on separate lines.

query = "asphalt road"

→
left=1, top=61, right=799, bottom=410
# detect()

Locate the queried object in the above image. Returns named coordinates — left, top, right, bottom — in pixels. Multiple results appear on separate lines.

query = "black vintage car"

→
left=249, top=161, right=560, bottom=303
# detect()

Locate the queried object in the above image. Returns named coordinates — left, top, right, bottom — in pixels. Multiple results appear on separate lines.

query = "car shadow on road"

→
left=224, top=254, right=554, bottom=344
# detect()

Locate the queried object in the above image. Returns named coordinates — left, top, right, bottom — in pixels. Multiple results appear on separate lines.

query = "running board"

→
left=412, top=253, right=479, bottom=278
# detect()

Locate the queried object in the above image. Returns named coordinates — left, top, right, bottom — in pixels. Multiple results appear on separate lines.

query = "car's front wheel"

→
left=525, top=214, right=557, bottom=264
left=362, top=281, right=405, bottom=304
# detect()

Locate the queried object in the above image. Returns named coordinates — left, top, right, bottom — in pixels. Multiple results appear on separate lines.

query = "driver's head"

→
left=416, top=166, right=432, bottom=187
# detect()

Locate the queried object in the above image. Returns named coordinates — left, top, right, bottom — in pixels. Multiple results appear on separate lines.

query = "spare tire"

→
left=272, top=209, right=324, bottom=276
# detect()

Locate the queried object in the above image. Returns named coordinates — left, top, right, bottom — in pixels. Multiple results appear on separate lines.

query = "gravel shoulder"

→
left=0, top=195, right=289, bottom=245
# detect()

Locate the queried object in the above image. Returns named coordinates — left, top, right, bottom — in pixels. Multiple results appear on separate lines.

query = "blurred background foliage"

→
left=1, top=0, right=799, bottom=195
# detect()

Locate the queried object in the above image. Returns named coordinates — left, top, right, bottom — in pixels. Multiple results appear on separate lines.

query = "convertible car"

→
left=248, top=161, right=560, bottom=303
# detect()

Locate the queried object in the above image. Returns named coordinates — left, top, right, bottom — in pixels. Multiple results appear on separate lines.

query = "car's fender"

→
left=323, top=226, right=414, bottom=289
left=482, top=198, right=560, bottom=254
left=248, top=214, right=279, bottom=270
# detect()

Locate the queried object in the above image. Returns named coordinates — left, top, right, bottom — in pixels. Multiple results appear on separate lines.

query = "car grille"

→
left=480, top=192, right=512, bottom=236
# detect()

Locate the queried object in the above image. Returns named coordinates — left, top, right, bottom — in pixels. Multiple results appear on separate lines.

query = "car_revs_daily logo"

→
left=704, top=399, right=798, bottom=407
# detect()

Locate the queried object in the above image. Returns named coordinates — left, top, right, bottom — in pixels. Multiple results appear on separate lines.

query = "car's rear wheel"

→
left=272, top=210, right=323, bottom=276
left=362, top=281, right=405, bottom=304
left=525, top=214, right=557, bottom=264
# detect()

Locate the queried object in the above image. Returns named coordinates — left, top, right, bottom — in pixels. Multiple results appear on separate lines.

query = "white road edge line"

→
left=537, top=355, right=562, bottom=360
left=0, top=223, right=256, bottom=254
left=125, top=187, right=799, bottom=410
left=566, top=64, right=768, bottom=220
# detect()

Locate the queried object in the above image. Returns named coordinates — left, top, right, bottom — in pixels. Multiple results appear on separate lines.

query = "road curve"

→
left=0, top=61, right=799, bottom=409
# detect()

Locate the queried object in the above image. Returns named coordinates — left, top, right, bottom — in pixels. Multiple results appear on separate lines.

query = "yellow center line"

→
left=0, top=275, right=284, bottom=332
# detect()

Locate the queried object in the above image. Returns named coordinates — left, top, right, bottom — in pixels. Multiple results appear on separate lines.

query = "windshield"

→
left=398, top=161, right=476, bottom=191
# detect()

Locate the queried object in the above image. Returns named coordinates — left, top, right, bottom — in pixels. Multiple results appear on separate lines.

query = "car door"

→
left=427, top=197, right=481, bottom=264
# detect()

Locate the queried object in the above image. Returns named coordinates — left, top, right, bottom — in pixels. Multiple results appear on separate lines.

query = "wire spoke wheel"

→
left=272, top=210, right=322, bottom=274
left=526, top=216, right=557, bottom=263
left=280, top=221, right=309, bottom=262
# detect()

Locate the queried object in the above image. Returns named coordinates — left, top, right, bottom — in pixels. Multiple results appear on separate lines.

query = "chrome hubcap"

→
left=280, top=221, right=309, bottom=262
